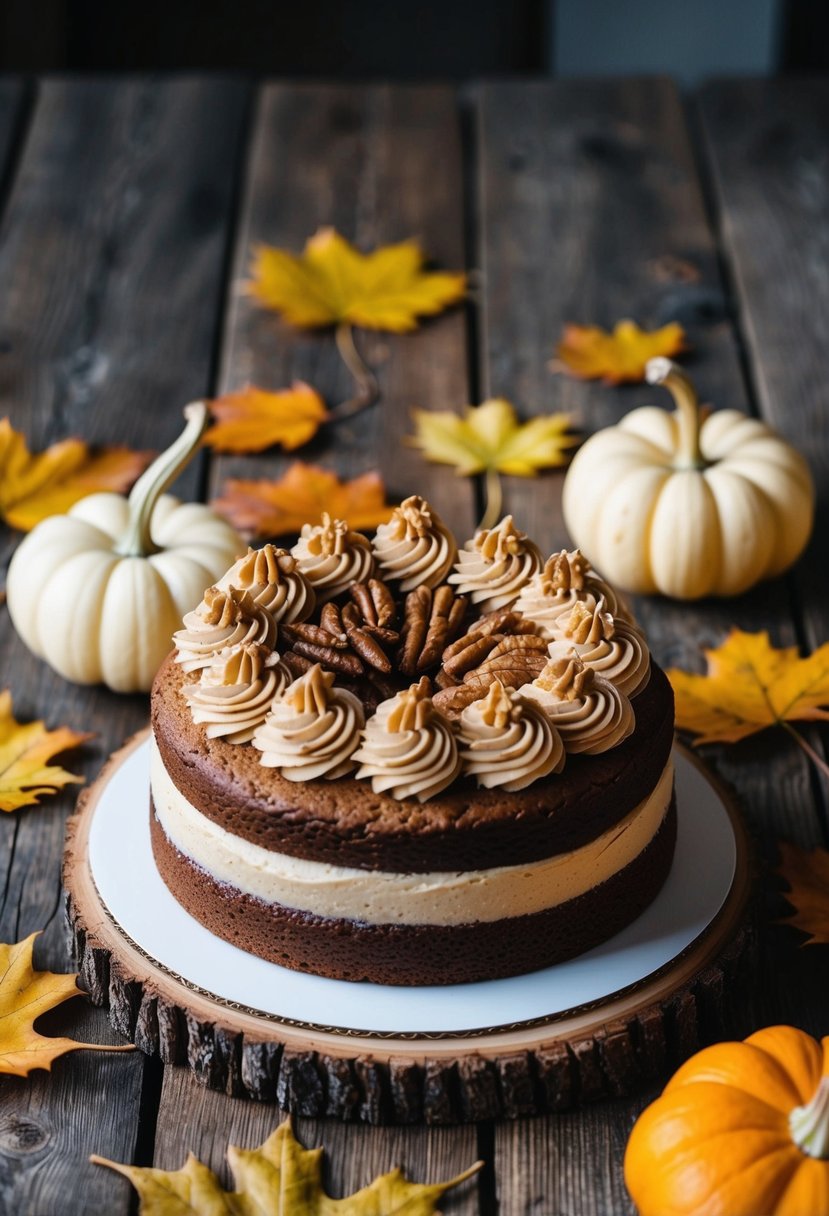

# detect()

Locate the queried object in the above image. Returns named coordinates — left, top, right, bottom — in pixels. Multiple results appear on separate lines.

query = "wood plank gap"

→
left=194, top=80, right=260, bottom=507
left=0, top=78, right=36, bottom=235
left=474, top=1120, right=498, bottom=1216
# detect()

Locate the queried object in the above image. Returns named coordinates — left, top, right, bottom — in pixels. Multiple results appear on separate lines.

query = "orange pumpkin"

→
left=625, top=1026, right=829, bottom=1216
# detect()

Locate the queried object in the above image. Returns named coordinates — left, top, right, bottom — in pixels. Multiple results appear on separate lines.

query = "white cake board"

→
left=64, top=730, right=753, bottom=1117
left=87, top=738, right=732, bottom=1035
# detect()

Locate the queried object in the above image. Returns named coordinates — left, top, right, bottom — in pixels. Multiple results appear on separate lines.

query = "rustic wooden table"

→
left=0, top=74, right=826, bottom=1216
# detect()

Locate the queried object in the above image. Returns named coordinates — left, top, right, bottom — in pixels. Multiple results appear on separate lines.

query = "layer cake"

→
left=150, top=504, right=676, bottom=986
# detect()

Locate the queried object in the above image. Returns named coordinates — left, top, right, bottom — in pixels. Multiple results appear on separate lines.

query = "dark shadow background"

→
left=0, top=0, right=826, bottom=77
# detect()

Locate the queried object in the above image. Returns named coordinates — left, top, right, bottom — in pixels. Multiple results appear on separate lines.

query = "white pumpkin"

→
left=6, top=403, right=243, bottom=692
left=562, top=358, right=815, bottom=600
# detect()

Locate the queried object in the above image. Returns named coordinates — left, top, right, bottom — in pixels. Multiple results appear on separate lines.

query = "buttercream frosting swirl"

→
left=514, top=548, right=633, bottom=638
left=216, top=544, right=315, bottom=622
left=353, top=676, right=461, bottom=801
left=449, top=515, right=543, bottom=611
left=290, top=514, right=375, bottom=602
left=546, top=600, right=650, bottom=697
left=519, top=654, right=635, bottom=754
left=183, top=642, right=289, bottom=744
left=253, top=664, right=364, bottom=781
left=372, top=495, right=458, bottom=590
left=458, top=679, right=565, bottom=790
left=173, top=586, right=276, bottom=673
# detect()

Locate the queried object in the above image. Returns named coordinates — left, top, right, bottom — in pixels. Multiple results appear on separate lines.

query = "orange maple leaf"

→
left=667, top=630, right=829, bottom=747
left=0, top=690, right=92, bottom=813
left=204, top=383, right=328, bottom=454
left=248, top=227, right=466, bottom=332
left=0, top=418, right=153, bottom=532
left=211, top=462, right=395, bottom=539
left=553, top=320, right=687, bottom=384
left=777, top=842, right=829, bottom=946
left=0, top=933, right=132, bottom=1076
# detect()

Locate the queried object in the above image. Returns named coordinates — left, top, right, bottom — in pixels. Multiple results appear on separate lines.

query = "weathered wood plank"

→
left=210, top=82, right=474, bottom=538
left=698, top=79, right=829, bottom=773
left=475, top=76, right=745, bottom=553
left=476, top=76, right=827, bottom=1216
left=0, top=76, right=250, bottom=1215
left=494, top=1096, right=652, bottom=1216
left=153, top=80, right=480, bottom=1202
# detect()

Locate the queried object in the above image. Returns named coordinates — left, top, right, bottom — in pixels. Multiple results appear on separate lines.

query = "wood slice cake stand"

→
left=64, top=729, right=753, bottom=1124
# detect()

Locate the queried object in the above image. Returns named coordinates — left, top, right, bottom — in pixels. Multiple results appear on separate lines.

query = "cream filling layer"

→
left=150, top=738, right=673, bottom=927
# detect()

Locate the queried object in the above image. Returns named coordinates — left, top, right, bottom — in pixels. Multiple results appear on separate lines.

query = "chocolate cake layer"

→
left=152, top=653, right=674, bottom=873
left=150, top=795, right=677, bottom=986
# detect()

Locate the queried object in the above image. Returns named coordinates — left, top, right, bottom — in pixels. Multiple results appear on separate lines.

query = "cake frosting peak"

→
left=291, top=514, right=375, bottom=602
left=458, top=678, right=565, bottom=790
left=448, top=515, right=543, bottom=612
left=562, top=598, right=615, bottom=645
left=513, top=549, right=634, bottom=638
left=253, top=663, right=364, bottom=781
left=543, top=548, right=589, bottom=593
left=386, top=675, right=435, bottom=732
left=216, top=544, right=315, bottom=622
left=182, top=641, right=289, bottom=744
left=372, top=495, right=457, bottom=590
left=173, top=586, right=276, bottom=673
left=535, top=652, right=595, bottom=701
left=547, top=602, right=650, bottom=698
left=520, top=655, right=635, bottom=754
left=354, top=680, right=461, bottom=801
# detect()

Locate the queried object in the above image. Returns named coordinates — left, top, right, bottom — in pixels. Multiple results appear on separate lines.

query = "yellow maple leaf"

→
left=0, top=933, right=133, bottom=1076
left=94, top=1119, right=481, bottom=1214
left=0, top=690, right=92, bottom=813
left=410, top=398, right=576, bottom=529
left=0, top=418, right=154, bottom=532
left=668, top=630, right=829, bottom=746
left=248, top=227, right=466, bottom=332
left=777, top=841, right=829, bottom=946
left=211, top=463, right=395, bottom=539
left=411, top=399, right=575, bottom=476
left=553, top=319, right=687, bottom=384
left=204, top=383, right=328, bottom=453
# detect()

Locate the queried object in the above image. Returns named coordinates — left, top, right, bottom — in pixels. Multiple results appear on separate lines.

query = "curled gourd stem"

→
left=646, top=357, right=706, bottom=471
left=114, top=402, right=210, bottom=558
left=790, top=1075, right=829, bottom=1160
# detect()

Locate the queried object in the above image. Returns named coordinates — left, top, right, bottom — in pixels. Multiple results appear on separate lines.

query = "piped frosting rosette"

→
left=449, top=515, right=543, bottom=612
left=458, top=678, right=565, bottom=791
left=372, top=495, right=458, bottom=589
left=519, top=654, right=635, bottom=754
left=353, top=676, right=461, bottom=801
left=173, top=586, right=276, bottom=673
left=183, top=642, right=290, bottom=744
left=215, top=544, right=315, bottom=623
left=514, top=548, right=634, bottom=639
left=291, top=513, right=375, bottom=602
left=546, top=599, right=650, bottom=698
left=253, top=664, right=364, bottom=780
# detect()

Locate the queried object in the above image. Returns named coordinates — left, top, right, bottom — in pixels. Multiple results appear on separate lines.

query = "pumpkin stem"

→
left=114, top=402, right=209, bottom=558
left=790, top=1076, right=829, bottom=1160
left=645, top=357, right=706, bottom=470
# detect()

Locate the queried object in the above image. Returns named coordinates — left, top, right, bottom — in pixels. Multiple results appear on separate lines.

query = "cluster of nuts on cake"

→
left=171, top=496, right=651, bottom=801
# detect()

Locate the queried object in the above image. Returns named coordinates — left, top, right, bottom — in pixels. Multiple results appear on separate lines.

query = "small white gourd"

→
left=6, top=402, right=243, bottom=692
left=562, top=358, right=815, bottom=600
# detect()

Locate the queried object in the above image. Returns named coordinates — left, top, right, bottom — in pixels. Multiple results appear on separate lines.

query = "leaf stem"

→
left=477, top=467, right=503, bottom=531
left=330, top=322, right=379, bottom=421
left=781, top=720, right=829, bottom=783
